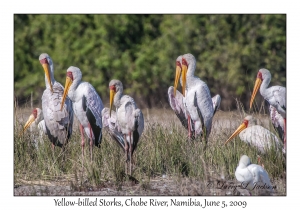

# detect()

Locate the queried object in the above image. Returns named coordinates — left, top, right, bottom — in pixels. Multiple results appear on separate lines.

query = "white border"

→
left=3, top=0, right=299, bottom=209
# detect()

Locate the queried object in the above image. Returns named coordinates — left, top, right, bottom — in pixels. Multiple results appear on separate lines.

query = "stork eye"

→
left=40, top=58, right=48, bottom=65
left=32, top=109, right=38, bottom=118
left=176, top=61, right=182, bottom=68
left=67, top=71, right=74, bottom=81
left=109, top=85, right=116, bottom=91
left=257, top=72, right=263, bottom=80
left=182, top=58, right=188, bottom=66
left=243, top=120, right=249, bottom=127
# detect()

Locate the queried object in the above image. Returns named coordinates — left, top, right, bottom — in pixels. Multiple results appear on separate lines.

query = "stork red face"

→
left=250, top=71, right=263, bottom=109
left=40, top=57, right=53, bottom=93
left=60, top=71, right=74, bottom=111
left=173, top=60, right=182, bottom=96
left=109, top=85, right=116, bottom=117
left=180, top=58, right=188, bottom=96
left=23, top=108, right=38, bottom=132
left=224, top=119, right=249, bottom=145
left=173, top=58, right=187, bottom=97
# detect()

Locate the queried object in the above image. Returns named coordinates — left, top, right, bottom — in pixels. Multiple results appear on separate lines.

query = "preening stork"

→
left=235, top=155, right=274, bottom=195
left=250, top=68, right=286, bottom=149
left=171, top=53, right=218, bottom=141
left=109, top=79, right=144, bottom=175
left=168, top=87, right=221, bottom=134
left=60, top=66, right=104, bottom=161
left=102, top=107, right=126, bottom=152
left=39, top=53, right=73, bottom=149
left=22, top=108, right=46, bottom=148
left=225, top=115, right=284, bottom=154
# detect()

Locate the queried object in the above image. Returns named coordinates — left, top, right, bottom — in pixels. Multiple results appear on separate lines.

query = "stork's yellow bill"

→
left=225, top=120, right=248, bottom=145
left=250, top=72, right=263, bottom=109
left=109, top=86, right=116, bottom=117
left=61, top=74, right=73, bottom=111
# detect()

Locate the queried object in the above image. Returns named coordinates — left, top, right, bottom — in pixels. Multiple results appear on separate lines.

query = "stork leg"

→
left=51, top=142, right=55, bottom=160
left=88, top=123, right=93, bottom=161
left=129, top=132, right=132, bottom=176
left=79, top=124, right=85, bottom=164
left=257, top=155, right=264, bottom=169
left=188, top=115, right=192, bottom=139
left=283, top=118, right=286, bottom=151
left=124, top=134, right=129, bottom=174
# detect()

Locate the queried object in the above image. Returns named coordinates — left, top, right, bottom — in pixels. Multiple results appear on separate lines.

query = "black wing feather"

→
left=83, top=95, right=102, bottom=147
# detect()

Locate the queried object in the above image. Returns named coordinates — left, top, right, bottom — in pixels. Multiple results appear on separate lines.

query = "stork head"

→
left=173, top=55, right=183, bottom=96
left=238, top=155, right=251, bottom=167
left=180, top=53, right=197, bottom=96
left=60, top=66, right=82, bottom=111
left=39, top=53, right=54, bottom=93
left=250, top=68, right=271, bottom=109
left=108, top=79, right=123, bottom=117
left=23, top=108, right=43, bottom=132
left=224, top=115, right=254, bottom=145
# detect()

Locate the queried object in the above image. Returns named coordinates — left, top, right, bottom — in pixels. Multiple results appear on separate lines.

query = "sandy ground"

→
left=15, top=175, right=255, bottom=196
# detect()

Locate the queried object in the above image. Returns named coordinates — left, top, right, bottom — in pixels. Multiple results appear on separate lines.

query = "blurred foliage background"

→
left=14, top=14, right=286, bottom=110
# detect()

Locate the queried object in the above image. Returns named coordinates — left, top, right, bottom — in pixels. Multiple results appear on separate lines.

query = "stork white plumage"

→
left=102, top=107, right=126, bottom=152
left=109, top=79, right=144, bottom=175
left=61, top=66, right=104, bottom=161
left=235, top=155, right=274, bottom=195
left=250, top=68, right=286, bottom=150
left=225, top=115, right=284, bottom=154
left=168, top=87, right=221, bottom=135
left=39, top=53, right=73, bottom=149
left=269, top=105, right=284, bottom=141
left=22, top=108, right=46, bottom=148
left=172, top=53, right=216, bottom=141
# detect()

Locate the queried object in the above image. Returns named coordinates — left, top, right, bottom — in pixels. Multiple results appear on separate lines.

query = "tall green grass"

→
left=14, top=105, right=286, bottom=195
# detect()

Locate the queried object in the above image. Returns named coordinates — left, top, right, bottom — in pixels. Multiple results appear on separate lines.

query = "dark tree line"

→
left=14, top=14, right=286, bottom=110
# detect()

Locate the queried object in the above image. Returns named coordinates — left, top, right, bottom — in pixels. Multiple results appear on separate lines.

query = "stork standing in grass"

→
left=250, top=68, right=286, bottom=150
left=109, top=79, right=144, bottom=175
left=39, top=53, right=73, bottom=149
left=22, top=108, right=46, bottom=148
left=169, top=53, right=219, bottom=141
left=60, top=66, right=104, bottom=161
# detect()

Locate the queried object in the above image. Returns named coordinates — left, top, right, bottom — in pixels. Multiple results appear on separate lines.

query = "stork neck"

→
left=186, top=75, right=200, bottom=88
left=67, top=80, right=81, bottom=101
left=113, top=89, right=123, bottom=108
left=187, top=61, right=196, bottom=77
left=238, top=164, right=247, bottom=169
left=36, top=113, right=43, bottom=124
left=259, top=76, right=271, bottom=98
left=180, top=68, right=198, bottom=89
left=45, top=63, right=56, bottom=89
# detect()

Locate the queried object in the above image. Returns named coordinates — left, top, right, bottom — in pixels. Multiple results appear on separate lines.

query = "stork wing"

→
left=248, top=164, right=273, bottom=192
left=42, top=83, right=73, bottom=147
left=269, top=105, right=284, bottom=141
left=240, top=125, right=283, bottom=153
left=194, top=82, right=214, bottom=137
left=102, top=108, right=126, bottom=151
left=211, top=94, right=221, bottom=115
left=124, top=99, right=144, bottom=155
left=82, top=83, right=104, bottom=147
left=271, top=86, right=286, bottom=117
left=168, top=86, right=189, bottom=129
